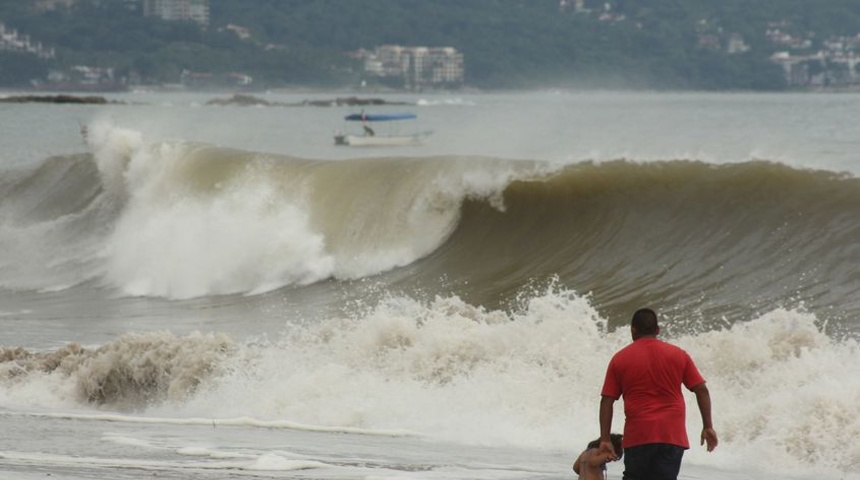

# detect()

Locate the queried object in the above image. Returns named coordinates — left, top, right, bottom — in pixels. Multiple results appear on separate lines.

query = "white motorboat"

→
left=334, top=112, right=431, bottom=147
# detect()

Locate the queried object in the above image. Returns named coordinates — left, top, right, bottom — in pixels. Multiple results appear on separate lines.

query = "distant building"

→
left=770, top=52, right=824, bottom=87
left=180, top=69, right=253, bottom=88
left=142, top=0, right=209, bottom=26
left=360, top=45, right=464, bottom=89
left=34, top=0, right=76, bottom=11
left=224, top=24, right=251, bottom=40
left=559, top=0, right=590, bottom=14
left=0, top=22, right=55, bottom=59
left=770, top=32, right=860, bottom=88
left=727, top=33, right=750, bottom=54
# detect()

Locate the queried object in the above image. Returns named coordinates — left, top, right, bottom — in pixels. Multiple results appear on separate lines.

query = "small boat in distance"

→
left=334, top=112, right=431, bottom=147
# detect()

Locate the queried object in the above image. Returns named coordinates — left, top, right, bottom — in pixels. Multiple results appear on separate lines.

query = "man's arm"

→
left=598, top=395, right=618, bottom=458
left=691, top=383, right=718, bottom=452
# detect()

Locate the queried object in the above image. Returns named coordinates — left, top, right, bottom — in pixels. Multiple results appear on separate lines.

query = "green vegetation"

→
left=0, top=52, right=49, bottom=87
left=2, top=0, right=860, bottom=90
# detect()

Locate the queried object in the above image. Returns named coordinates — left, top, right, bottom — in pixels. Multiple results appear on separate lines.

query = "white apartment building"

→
left=363, top=45, right=464, bottom=88
left=142, top=0, right=209, bottom=26
left=0, top=23, right=55, bottom=59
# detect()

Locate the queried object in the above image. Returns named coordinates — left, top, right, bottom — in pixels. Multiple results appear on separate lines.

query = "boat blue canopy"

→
left=344, top=113, right=417, bottom=122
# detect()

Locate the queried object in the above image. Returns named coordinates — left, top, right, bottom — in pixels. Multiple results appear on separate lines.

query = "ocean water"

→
left=0, top=90, right=858, bottom=480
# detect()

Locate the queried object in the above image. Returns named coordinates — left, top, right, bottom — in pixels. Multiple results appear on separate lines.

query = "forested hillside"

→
left=2, top=0, right=860, bottom=90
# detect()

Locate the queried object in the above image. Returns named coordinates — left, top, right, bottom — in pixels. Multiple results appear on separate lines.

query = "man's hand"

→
left=692, top=383, right=717, bottom=452
left=701, top=427, right=718, bottom=452
left=598, top=439, right=618, bottom=461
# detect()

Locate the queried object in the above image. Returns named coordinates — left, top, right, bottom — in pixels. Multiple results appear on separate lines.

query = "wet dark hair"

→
left=631, top=308, right=658, bottom=335
left=586, top=433, right=624, bottom=460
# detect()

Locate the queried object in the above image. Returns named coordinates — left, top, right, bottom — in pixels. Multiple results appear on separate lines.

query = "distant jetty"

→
left=0, top=94, right=121, bottom=104
left=205, top=94, right=412, bottom=107
left=0, top=93, right=412, bottom=107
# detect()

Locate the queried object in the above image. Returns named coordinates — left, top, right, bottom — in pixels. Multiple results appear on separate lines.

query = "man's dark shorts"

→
left=623, top=443, right=685, bottom=480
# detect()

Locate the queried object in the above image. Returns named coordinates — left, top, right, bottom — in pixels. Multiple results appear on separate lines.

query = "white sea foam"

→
left=244, top=453, right=327, bottom=471
left=95, top=290, right=851, bottom=476
left=87, top=126, right=335, bottom=298
left=103, top=179, right=333, bottom=298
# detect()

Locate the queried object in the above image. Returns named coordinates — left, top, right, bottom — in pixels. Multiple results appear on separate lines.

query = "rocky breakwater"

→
left=0, top=94, right=122, bottom=104
left=205, top=94, right=412, bottom=107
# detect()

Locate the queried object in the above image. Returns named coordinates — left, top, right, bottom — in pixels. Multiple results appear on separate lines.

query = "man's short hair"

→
left=631, top=308, right=658, bottom=335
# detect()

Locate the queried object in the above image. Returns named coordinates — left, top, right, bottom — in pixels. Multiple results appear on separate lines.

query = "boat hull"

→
left=334, top=134, right=424, bottom=147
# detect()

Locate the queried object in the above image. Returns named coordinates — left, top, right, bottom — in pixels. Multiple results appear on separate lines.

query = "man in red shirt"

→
left=598, top=308, right=718, bottom=480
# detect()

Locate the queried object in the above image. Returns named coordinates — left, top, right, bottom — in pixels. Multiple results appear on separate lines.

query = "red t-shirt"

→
left=601, top=337, right=705, bottom=449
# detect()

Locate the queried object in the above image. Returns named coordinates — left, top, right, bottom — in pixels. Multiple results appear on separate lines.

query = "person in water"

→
left=573, top=434, right=623, bottom=480
left=360, top=110, right=375, bottom=136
